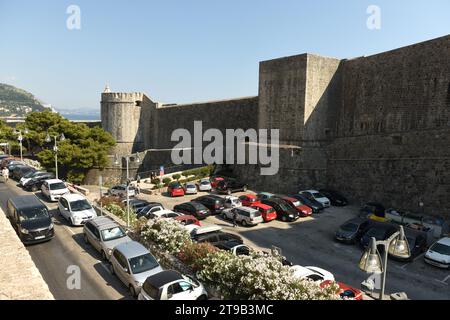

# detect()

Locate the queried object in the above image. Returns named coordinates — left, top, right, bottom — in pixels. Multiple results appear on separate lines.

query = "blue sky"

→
left=0, top=0, right=449, bottom=110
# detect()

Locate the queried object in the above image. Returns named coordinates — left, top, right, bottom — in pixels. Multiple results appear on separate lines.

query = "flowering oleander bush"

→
left=197, top=250, right=340, bottom=300
left=177, top=242, right=218, bottom=272
left=104, top=203, right=138, bottom=226
left=140, top=219, right=191, bottom=254
left=23, top=158, right=42, bottom=170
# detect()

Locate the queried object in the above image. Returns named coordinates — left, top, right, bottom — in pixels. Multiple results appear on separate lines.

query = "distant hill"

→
left=0, top=83, right=48, bottom=117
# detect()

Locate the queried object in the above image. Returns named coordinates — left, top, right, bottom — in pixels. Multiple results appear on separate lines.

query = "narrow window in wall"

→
left=135, top=100, right=142, bottom=107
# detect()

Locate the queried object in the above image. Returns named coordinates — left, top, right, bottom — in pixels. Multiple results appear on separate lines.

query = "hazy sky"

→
left=0, top=0, right=449, bottom=110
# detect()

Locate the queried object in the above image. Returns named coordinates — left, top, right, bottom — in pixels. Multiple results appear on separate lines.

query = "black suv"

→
left=192, top=195, right=225, bottom=215
left=261, top=198, right=299, bottom=222
left=319, top=189, right=348, bottom=206
left=192, top=229, right=243, bottom=245
left=12, top=166, right=35, bottom=181
left=6, top=195, right=54, bottom=244
left=215, top=179, right=248, bottom=195
left=173, top=202, right=210, bottom=220
left=23, top=172, right=56, bottom=192
left=289, top=194, right=324, bottom=213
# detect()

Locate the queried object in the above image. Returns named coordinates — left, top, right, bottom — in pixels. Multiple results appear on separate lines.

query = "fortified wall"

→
left=99, top=35, right=450, bottom=216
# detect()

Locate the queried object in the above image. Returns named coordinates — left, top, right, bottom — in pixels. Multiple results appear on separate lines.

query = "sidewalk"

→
left=0, top=208, right=54, bottom=300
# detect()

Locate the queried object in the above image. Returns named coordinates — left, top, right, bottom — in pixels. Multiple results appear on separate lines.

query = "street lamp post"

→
left=359, top=225, right=410, bottom=300
left=114, top=153, right=141, bottom=228
left=13, top=128, right=28, bottom=161
left=45, top=133, right=65, bottom=179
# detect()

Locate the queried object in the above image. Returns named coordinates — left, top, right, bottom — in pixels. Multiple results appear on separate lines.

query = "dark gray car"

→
left=335, top=218, right=372, bottom=244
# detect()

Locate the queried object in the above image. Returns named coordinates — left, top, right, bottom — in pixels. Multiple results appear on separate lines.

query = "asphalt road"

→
left=0, top=179, right=130, bottom=300
left=145, top=189, right=450, bottom=300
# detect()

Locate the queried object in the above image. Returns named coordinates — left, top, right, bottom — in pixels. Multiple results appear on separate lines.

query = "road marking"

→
left=399, top=263, right=409, bottom=270
left=64, top=225, right=76, bottom=235
left=442, top=275, right=450, bottom=283
left=413, top=253, right=425, bottom=262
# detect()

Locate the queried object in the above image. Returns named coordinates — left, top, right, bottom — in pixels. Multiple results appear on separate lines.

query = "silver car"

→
left=83, top=216, right=132, bottom=260
left=110, top=241, right=163, bottom=297
left=184, top=182, right=198, bottom=195
left=222, top=206, right=264, bottom=227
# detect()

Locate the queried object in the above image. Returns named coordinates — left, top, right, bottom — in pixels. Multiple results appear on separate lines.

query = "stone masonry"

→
left=98, top=35, right=450, bottom=217
left=0, top=208, right=54, bottom=300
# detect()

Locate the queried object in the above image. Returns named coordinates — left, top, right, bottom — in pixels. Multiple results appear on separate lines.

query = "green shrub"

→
left=162, top=177, right=172, bottom=185
left=172, top=174, right=181, bottom=181
left=151, top=178, right=161, bottom=185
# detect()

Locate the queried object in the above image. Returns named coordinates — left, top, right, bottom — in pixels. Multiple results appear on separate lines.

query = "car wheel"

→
left=31, top=185, right=38, bottom=192
left=70, top=217, right=75, bottom=226
left=109, top=263, right=115, bottom=275
left=242, top=220, right=247, bottom=227
left=129, top=285, right=137, bottom=298
left=83, top=233, right=89, bottom=244
left=281, top=216, right=287, bottom=222
left=101, top=250, right=107, bottom=261
left=222, top=213, right=228, bottom=220
left=243, top=186, right=247, bottom=192
left=227, top=189, right=232, bottom=195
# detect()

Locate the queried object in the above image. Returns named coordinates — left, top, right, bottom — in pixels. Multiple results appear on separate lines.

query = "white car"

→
left=138, top=270, right=208, bottom=300
left=299, top=190, right=331, bottom=208
left=198, top=179, right=212, bottom=192
left=291, top=265, right=335, bottom=283
left=147, top=209, right=182, bottom=220
left=223, top=196, right=242, bottom=209
left=41, top=179, right=70, bottom=202
left=184, top=182, right=198, bottom=195
left=108, top=184, right=136, bottom=198
left=58, top=193, right=97, bottom=226
left=20, top=171, right=46, bottom=186
left=424, top=237, right=450, bottom=269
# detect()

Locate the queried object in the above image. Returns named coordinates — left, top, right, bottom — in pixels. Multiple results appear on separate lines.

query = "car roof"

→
left=185, top=182, right=197, bottom=186
left=436, top=237, right=450, bottom=246
left=302, top=190, right=319, bottom=193
left=145, top=270, right=183, bottom=288
left=88, top=216, right=120, bottom=229
left=62, top=193, right=87, bottom=202
left=174, top=215, right=197, bottom=221
left=45, top=179, right=65, bottom=184
left=251, top=203, right=272, bottom=210
left=9, top=195, right=46, bottom=210
left=344, top=217, right=369, bottom=225
left=114, top=241, right=149, bottom=258
left=235, top=206, right=259, bottom=213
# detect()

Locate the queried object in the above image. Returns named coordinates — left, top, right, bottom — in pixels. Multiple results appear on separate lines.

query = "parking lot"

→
left=131, top=188, right=450, bottom=300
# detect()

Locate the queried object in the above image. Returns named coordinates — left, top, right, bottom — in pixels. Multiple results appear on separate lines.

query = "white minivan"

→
left=58, top=193, right=97, bottom=226
left=41, top=179, right=70, bottom=202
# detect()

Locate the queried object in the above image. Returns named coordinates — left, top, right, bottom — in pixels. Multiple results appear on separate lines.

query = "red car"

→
left=174, top=215, right=201, bottom=227
left=278, top=196, right=312, bottom=217
left=167, top=182, right=185, bottom=197
left=210, top=177, right=225, bottom=189
left=239, top=194, right=260, bottom=207
left=320, top=280, right=363, bottom=300
left=250, top=203, right=277, bottom=222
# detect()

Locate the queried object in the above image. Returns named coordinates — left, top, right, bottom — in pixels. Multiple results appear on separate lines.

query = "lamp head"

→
left=45, top=133, right=51, bottom=143
left=359, top=237, right=383, bottom=274
left=60, top=133, right=65, bottom=141
left=388, top=226, right=411, bottom=259
left=135, top=153, right=141, bottom=163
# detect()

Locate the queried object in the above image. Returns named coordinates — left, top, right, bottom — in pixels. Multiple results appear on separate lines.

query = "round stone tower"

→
left=101, top=89, right=145, bottom=156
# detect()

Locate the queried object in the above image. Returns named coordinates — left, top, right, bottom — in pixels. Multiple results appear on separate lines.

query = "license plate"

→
left=35, top=235, right=45, bottom=240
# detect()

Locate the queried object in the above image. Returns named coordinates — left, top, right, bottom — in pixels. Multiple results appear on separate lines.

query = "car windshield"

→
left=129, top=253, right=159, bottom=274
left=142, top=281, right=160, bottom=299
left=186, top=184, right=196, bottom=188
left=366, top=228, right=387, bottom=239
left=279, top=202, right=292, bottom=211
left=171, top=183, right=182, bottom=189
left=292, top=201, right=301, bottom=207
left=266, top=208, right=275, bottom=214
left=430, top=243, right=450, bottom=255
left=307, top=274, right=323, bottom=282
left=19, top=207, right=50, bottom=221
left=101, top=226, right=126, bottom=241
left=70, top=199, right=92, bottom=212
left=50, top=182, right=66, bottom=190
left=250, top=211, right=262, bottom=218
left=24, top=171, right=39, bottom=178
left=312, top=192, right=326, bottom=198
left=341, top=223, right=359, bottom=232
left=201, top=181, right=209, bottom=185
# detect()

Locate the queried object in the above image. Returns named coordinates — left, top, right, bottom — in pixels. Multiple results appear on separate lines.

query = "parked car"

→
left=108, top=184, right=136, bottom=198
left=238, top=194, right=260, bottom=207
left=222, top=206, right=264, bottom=227
left=318, top=189, right=348, bottom=206
left=109, top=241, right=163, bottom=297
left=424, top=237, right=450, bottom=269
left=138, top=270, right=208, bottom=300
left=274, top=195, right=312, bottom=217
left=359, top=202, right=386, bottom=219
left=192, top=195, right=225, bottom=215
left=22, top=172, right=56, bottom=192
left=122, top=199, right=150, bottom=214
left=184, top=182, right=198, bottom=195
left=299, top=190, right=331, bottom=208
left=360, top=223, right=398, bottom=249
left=215, top=240, right=251, bottom=256
left=173, top=202, right=210, bottom=220
left=256, top=192, right=275, bottom=200
left=168, top=182, right=185, bottom=197
left=41, top=179, right=70, bottom=202
left=83, top=216, right=132, bottom=261
left=389, top=229, right=428, bottom=262
left=146, top=209, right=182, bottom=220
left=198, top=179, right=212, bottom=192
left=174, top=215, right=201, bottom=227
left=261, top=197, right=300, bottom=222
left=291, top=265, right=335, bottom=283
left=136, top=203, right=165, bottom=219
left=20, top=171, right=50, bottom=187
left=11, top=165, right=35, bottom=181
left=250, top=203, right=277, bottom=222
left=321, top=280, right=362, bottom=300
left=289, top=194, right=324, bottom=213
left=335, top=218, right=372, bottom=244
left=215, top=179, right=248, bottom=195
left=6, top=195, right=54, bottom=244
left=210, top=176, right=225, bottom=189
left=191, top=225, right=243, bottom=245
left=223, top=195, right=242, bottom=209
left=7, top=161, right=26, bottom=171
left=58, top=193, right=97, bottom=226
